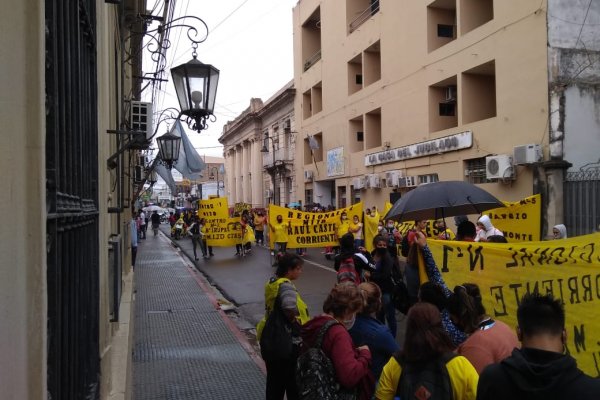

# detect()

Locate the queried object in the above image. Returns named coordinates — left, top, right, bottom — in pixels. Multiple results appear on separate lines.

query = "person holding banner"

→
left=350, top=214, right=365, bottom=248
left=476, top=293, right=600, bottom=399
left=269, top=215, right=290, bottom=257
left=335, top=211, right=352, bottom=254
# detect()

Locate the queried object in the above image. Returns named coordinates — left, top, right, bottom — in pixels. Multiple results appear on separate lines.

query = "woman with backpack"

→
left=375, top=302, right=479, bottom=400
left=299, top=282, right=375, bottom=400
left=257, top=253, right=310, bottom=400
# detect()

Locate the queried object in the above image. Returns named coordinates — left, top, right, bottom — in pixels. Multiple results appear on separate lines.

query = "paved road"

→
left=158, top=224, right=407, bottom=341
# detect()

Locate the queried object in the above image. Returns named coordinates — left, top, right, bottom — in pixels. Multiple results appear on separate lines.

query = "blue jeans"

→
left=377, top=292, right=397, bottom=338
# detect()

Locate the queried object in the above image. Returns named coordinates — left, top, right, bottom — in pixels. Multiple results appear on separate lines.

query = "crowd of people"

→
left=256, top=209, right=596, bottom=400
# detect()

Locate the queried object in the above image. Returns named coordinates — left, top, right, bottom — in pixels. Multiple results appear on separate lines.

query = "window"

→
left=356, top=131, right=364, bottom=142
left=465, top=158, right=488, bottom=184
left=439, top=103, right=456, bottom=116
left=437, top=24, right=455, bottom=38
left=355, top=74, right=363, bottom=85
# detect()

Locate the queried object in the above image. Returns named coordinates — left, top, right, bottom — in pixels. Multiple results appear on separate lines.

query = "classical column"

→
left=252, top=139, right=263, bottom=207
left=236, top=144, right=243, bottom=203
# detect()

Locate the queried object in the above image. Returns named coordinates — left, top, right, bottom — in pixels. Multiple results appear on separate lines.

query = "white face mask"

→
left=342, top=216, right=347, bottom=220
left=343, top=314, right=356, bottom=330
left=377, top=226, right=383, bottom=231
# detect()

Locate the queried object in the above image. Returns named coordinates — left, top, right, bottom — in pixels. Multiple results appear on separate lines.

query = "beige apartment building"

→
left=220, top=81, right=297, bottom=208
left=292, top=0, right=600, bottom=235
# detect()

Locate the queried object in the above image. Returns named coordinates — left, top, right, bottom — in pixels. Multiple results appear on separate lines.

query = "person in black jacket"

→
left=477, top=292, right=600, bottom=399
left=334, top=233, right=375, bottom=281
left=370, top=235, right=399, bottom=338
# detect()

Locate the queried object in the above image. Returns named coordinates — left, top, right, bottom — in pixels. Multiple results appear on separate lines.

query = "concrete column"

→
left=244, top=141, right=252, bottom=204
left=543, top=160, right=571, bottom=238
left=236, top=145, right=243, bottom=203
left=252, top=139, right=263, bottom=207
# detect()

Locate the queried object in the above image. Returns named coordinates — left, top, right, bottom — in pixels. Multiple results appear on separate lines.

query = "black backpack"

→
left=390, top=262, right=410, bottom=314
left=296, top=320, right=357, bottom=400
left=395, top=353, right=457, bottom=400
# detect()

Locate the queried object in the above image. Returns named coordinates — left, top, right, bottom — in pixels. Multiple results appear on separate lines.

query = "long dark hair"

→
left=447, top=283, right=486, bottom=334
left=400, top=303, right=454, bottom=363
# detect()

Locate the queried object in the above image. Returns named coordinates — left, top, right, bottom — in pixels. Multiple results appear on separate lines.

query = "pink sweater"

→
left=458, top=319, right=519, bottom=374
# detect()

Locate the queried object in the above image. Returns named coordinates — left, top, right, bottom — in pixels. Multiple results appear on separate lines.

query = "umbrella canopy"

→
left=384, top=181, right=504, bottom=222
left=143, top=205, right=164, bottom=212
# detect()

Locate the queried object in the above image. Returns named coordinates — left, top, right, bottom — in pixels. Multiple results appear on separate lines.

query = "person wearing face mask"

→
left=370, top=235, right=399, bottom=338
left=300, top=282, right=375, bottom=400
left=269, top=215, right=290, bottom=257
left=334, top=211, right=351, bottom=256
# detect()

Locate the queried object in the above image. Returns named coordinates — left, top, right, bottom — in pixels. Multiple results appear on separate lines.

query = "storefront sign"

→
left=364, top=131, right=473, bottom=167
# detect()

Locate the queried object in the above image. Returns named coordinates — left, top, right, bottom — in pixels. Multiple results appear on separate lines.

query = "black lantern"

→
left=156, top=131, right=181, bottom=169
left=171, top=57, right=219, bottom=132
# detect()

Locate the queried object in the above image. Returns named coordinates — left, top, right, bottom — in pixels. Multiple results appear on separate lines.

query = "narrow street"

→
left=157, top=224, right=407, bottom=343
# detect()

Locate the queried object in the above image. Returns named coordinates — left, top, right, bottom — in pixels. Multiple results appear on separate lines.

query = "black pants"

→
left=131, top=246, right=137, bottom=268
left=265, top=357, right=298, bottom=400
left=191, top=234, right=206, bottom=258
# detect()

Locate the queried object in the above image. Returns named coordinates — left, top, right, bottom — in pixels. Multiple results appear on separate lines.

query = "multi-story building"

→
left=293, top=0, right=600, bottom=235
left=220, top=80, right=297, bottom=208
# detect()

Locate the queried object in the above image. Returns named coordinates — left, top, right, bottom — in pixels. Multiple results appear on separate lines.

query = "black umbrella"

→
left=384, top=181, right=504, bottom=222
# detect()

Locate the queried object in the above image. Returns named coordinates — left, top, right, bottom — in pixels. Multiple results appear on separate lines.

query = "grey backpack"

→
left=296, top=320, right=357, bottom=400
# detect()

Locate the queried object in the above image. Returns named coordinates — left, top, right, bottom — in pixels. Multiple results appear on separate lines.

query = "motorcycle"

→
left=173, top=221, right=184, bottom=240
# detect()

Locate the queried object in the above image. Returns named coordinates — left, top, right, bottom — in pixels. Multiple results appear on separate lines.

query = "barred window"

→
left=465, top=158, right=488, bottom=184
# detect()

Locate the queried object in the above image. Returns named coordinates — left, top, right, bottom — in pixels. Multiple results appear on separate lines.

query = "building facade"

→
left=292, top=0, right=600, bottom=235
left=220, top=81, right=297, bottom=208
left=0, top=0, right=156, bottom=398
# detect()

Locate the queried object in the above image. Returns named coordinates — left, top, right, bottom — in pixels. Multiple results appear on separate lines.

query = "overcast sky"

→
left=144, top=0, right=298, bottom=159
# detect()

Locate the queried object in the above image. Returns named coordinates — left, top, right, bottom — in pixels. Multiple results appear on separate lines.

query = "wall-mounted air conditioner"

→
left=365, top=174, right=381, bottom=189
left=445, top=85, right=457, bottom=102
left=513, top=144, right=542, bottom=165
left=265, top=189, right=273, bottom=198
left=304, top=170, right=314, bottom=182
left=352, top=177, right=365, bottom=190
left=283, top=120, right=291, bottom=132
left=130, top=101, right=153, bottom=140
left=385, top=170, right=402, bottom=188
left=398, top=176, right=417, bottom=188
left=486, top=155, right=514, bottom=180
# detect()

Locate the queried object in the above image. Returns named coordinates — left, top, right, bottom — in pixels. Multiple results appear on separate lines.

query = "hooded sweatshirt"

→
left=476, top=347, right=600, bottom=400
left=553, top=224, right=568, bottom=239
left=301, top=315, right=374, bottom=400
left=475, top=215, right=503, bottom=242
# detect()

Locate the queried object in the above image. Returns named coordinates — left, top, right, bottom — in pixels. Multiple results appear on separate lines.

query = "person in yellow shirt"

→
left=375, top=302, right=478, bottom=400
left=434, top=219, right=456, bottom=240
left=334, top=211, right=351, bottom=255
left=269, top=214, right=290, bottom=255
left=349, top=214, right=364, bottom=248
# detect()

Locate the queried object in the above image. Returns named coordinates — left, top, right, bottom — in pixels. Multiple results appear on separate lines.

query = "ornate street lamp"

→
left=156, top=131, right=181, bottom=169
left=171, top=54, right=220, bottom=133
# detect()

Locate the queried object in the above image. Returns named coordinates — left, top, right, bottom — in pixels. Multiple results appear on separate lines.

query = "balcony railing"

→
left=349, top=0, right=380, bottom=33
left=303, top=49, right=322, bottom=72
left=263, top=147, right=291, bottom=169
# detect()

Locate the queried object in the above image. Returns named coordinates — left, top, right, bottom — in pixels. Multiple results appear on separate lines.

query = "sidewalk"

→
left=132, top=232, right=266, bottom=399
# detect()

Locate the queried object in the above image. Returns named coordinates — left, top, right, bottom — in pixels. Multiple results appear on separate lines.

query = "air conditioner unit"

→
left=133, top=165, right=144, bottom=183
left=352, top=177, right=365, bottom=190
left=304, top=170, right=314, bottom=182
left=385, top=170, right=402, bottom=188
left=265, top=189, right=273, bottom=198
left=486, top=155, right=514, bottom=180
left=445, top=85, right=457, bottom=102
left=365, top=174, right=381, bottom=189
left=283, top=120, right=291, bottom=132
left=398, top=176, right=417, bottom=188
left=130, top=101, right=153, bottom=140
left=513, top=144, right=542, bottom=165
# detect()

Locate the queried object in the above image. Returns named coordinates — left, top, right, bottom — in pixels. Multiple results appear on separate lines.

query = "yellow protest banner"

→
left=233, top=202, right=252, bottom=216
left=427, top=233, right=600, bottom=377
left=268, top=202, right=363, bottom=248
left=483, top=193, right=541, bottom=242
left=198, top=197, right=241, bottom=247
